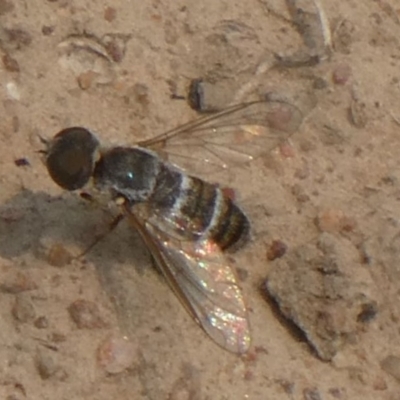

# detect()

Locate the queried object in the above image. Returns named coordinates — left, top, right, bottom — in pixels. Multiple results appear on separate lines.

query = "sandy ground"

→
left=1, top=0, right=400, bottom=399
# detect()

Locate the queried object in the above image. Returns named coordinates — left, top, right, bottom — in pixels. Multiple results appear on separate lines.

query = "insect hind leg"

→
left=74, top=192, right=126, bottom=259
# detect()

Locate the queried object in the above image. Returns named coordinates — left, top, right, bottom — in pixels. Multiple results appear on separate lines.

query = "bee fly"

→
left=42, top=99, right=303, bottom=354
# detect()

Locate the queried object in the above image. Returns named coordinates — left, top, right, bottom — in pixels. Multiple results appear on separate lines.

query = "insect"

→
left=42, top=99, right=303, bottom=354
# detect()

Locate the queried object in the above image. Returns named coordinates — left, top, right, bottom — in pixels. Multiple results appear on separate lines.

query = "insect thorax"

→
left=92, top=146, right=161, bottom=203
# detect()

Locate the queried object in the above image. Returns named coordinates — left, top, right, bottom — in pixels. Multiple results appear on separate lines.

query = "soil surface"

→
left=0, top=0, right=400, bottom=399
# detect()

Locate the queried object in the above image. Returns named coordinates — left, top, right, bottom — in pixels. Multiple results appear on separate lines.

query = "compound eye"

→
left=45, top=127, right=100, bottom=190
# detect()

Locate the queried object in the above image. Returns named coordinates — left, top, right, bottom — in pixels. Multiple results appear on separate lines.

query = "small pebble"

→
left=313, top=77, right=328, bottom=90
left=372, top=375, right=387, bottom=391
left=104, top=6, right=117, bottom=22
left=6, top=81, right=21, bottom=100
left=2, top=54, right=20, bottom=72
left=14, top=158, right=30, bottom=167
left=291, top=184, right=310, bottom=203
left=35, top=349, right=59, bottom=380
left=34, top=316, right=49, bottom=329
left=77, top=71, right=97, bottom=90
left=357, top=301, right=378, bottom=323
left=267, top=104, right=297, bottom=132
left=303, top=387, right=322, bottom=400
left=131, top=82, right=150, bottom=107
left=12, top=294, right=36, bottom=322
left=4, top=28, right=32, bottom=49
left=332, top=64, right=352, bottom=85
left=46, top=243, right=73, bottom=267
left=41, top=25, right=55, bottom=36
left=97, top=335, right=136, bottom=374
left=266, top=240, right=287, bottom=261
left=68, top=299, right=107, bottom=329
left=279, top=141, right=296, bottom=158
left=348, top=98, right=367, bottom=128
left=316, top=208, right=356, bottom=234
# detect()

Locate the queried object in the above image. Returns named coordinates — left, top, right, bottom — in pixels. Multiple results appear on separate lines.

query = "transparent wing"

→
left=138, top=100, right=303, bottom=174
left=126, top=206, right=251, bottom=354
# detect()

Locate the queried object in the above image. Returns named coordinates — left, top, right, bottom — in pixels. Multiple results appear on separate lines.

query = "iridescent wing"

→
left=125, top=204, right=250, bottom=354
left=138, top=100, right=303, bottom=174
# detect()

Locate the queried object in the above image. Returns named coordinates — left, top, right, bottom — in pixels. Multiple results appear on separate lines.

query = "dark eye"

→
left=45, top=127, right=100, bottom=190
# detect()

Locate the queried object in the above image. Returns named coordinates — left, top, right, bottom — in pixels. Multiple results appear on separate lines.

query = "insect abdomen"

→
left=152, top=165, right=249, bottom=251
left=207, top=189, right=249, bottom=251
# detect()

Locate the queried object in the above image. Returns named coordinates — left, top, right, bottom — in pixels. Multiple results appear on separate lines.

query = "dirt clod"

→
left=264, top=233, right=378, bottom=360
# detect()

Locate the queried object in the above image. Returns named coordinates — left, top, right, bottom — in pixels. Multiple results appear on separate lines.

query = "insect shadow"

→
left=0, top=188, right=161, bottom=330
left=0, top=189, right=145, bottom=263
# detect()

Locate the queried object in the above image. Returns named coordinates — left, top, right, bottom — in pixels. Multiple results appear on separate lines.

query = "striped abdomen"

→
left=150, top=164, right=250, bottom=251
